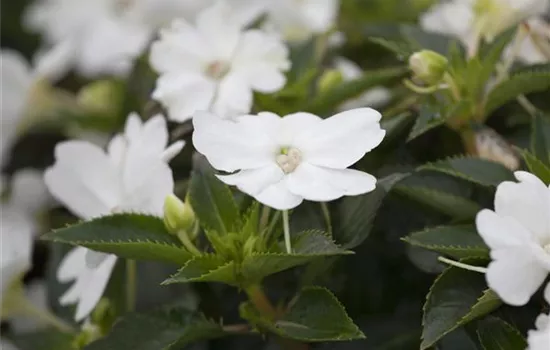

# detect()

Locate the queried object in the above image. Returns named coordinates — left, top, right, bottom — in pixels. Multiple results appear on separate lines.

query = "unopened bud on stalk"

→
left=77, top=80, right=124, bottom=116
left=163, top=194, right=196, bottom=235
left=409, top=50, right=449, bottom=85
left=318, top=69, right=344, bottom=93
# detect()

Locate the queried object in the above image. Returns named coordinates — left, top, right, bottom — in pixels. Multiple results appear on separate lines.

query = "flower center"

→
left=544, top=243, right=550, bottom=255
left=276, top=147, right=302, bottom=174
left=205, top=61, right=230, bottom=80
left=114, top=0, right=135, bottom=13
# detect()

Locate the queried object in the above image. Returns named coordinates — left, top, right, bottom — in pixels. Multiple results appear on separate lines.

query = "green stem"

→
left=244, top=284, right=276, bottom=319
left=438, top=256, right=487, bottom=273
left=20, top=299, right=74, bottom=333
left=320, top=203, right=332, bottom=237
left=178, top=230, right=202, bottom=256
left=126, top=260, right=137, bottom=312
left=282, top=210, right=292, bottom=254
left=259, top=205, right=271, bottom=232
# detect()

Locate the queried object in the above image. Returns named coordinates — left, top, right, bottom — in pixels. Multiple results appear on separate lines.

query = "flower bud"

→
left=77, top=80, right=124, bottom=116
left=163, top=194, right=195, bottom=234
left=409, top=50, right=448, bottom=85
left=318, top=69, right=344, bottom=94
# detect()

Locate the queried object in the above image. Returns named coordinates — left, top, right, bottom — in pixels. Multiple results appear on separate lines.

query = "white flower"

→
left=528, top=312, right=550, bottom=350
left=150, top=1, right=290, bottom=122
left=45, top=113, right=182, bottom=321
left=192, top=108, right=385, bottom=210
left=421, top=0, right=549, bottom=53
left=515, top=18, right=550, bottom=64
left=264, top=0, right=340, bottom=42
left=333, top=57, right=392, bottom=111
left=476, top=171, right=550, bottom=306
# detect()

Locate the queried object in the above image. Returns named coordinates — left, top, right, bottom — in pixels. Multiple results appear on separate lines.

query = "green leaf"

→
left=369, top=37, right=417, bottom=59
left=188, top=158, right=240, bottom=236
left=531, top=112, right=550, bottom=165
left=403, top=225, right=488, bottom=259
left=396, top=185, right=482, bottom=220
left=42, top=214, right=191, bottom=265
left=85, top=307, right=226, bottom=350
left=419, top=156, right=515, bottom=186
left=242, top=287, right=364, bottom=342
left=10, top=329, right=76, bottom=350
left=484, top=64, right=550, bottom=117
left=335, top=173, right=408, bottom=248
left=164, top=231, right=350, bottom=285
left=381, top=112, right=415, bottom=144
left=407, top=105, right=446, bottom=141
left=519, top=150, right=550, bottom=185
left=421, top=264, right=501, bottom=349
left=477, top=317, right=527, bottom=350
left=306, top=66, right=407, bottom=114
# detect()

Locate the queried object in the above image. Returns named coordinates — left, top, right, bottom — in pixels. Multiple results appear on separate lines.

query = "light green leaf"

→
left=188, top=158, right=240, bottom=236
left=42, top=214, right=191, bottom=265
left=484, top=64, right=550, bottom=117
left=242, top=287, right=364, bottom=342
left=421, top=263, right=501, bottom=349
left=162, top=255, right=236, bottom=285
left=85, top=307, right=226, bottom=350
left=519, top=150, right=550, bottom=185
left=306, top=67, right=407, bottom=114
left=335, top=173, right=408, bottom=248
left=531, top=112, right=550, bottom=165
left=419, top=156, right=515, bottom=186
left=403, top=225, right=489, bottom=259
left=369, top=37, right=417, bottom=59
left=477, top=317, right=527, bottom=350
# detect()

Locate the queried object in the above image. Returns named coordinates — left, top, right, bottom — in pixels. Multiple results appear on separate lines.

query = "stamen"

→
left=276, top=147, right=302, bottom=174
left=205, top=61, right=230, bottom=80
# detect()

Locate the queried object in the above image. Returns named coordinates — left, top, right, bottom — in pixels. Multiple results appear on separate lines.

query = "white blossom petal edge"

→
left=527, top=312, right=550, bottom=350
left=475, top=171, right=550, bottom=306
left=150, top=1, right=290, bottom=122
left=192, top=108, right=385, bottom=210
left=45, top=113, right=182, bottom=321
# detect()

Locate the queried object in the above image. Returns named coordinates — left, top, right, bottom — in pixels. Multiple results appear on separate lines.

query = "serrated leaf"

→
left=403, top=225, right=489, bottom=259
left=484, top=64, right=550, bottom=117
left=407, top=106, right=446, bottom=141
left=335, top=173, right=408, bottom=248
left=419, top=156, right=515, bottom=186
left=10, top=329, right=75, bottom=350
left=164, top=231, right=350, bottom=285
left=242, top=287, right=364, bottom=342
left=531, top=112, right=550, bottom=165
left=188, top=157, right=240, bottom=236
left=42, top=214, right=191, bottom=265
left=519, top=150, right=550, bottom=185
left=306, top=67, right=407, bottom=114
left=477, top=316, right=527, bottom=350
left=421, top=263, right=501, bottom=349
left=85, top=307, right=226, bottom=350
left=396, top=185, right=482, bottom=220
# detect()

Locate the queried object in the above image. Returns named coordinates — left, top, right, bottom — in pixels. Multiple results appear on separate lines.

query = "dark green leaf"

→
left=381, top=112, right=415, bottom=144
left=519, top=150, right=550, bottom=185
left=484, top=64, right=550, bottom=117
left=477, top=316, right=527, bottom=350
left=10, top=329, right=75, bottom=350
left=242, top=287, right=364, bottom=341
left=188, top=157, right=240, bottom=236
left=407, top=106, right=446, bottom=141
left=335, top=173, right=408, bottom=248
left=162, top=255, right=236, bottom=285
left=421, top=264, right=501, bottom=349
left=403, top=225, right=489, bottom=259
left=531, top=112, right=550, bottom=165
left=369, top=37, right=417, bottom=59
left=306, top=67, right=407, bottom=114
left=42, top=214, right=191, bottom=265
left=419, top=156, right=515, bottom=186
left=85, top=307, right=226, bottom=350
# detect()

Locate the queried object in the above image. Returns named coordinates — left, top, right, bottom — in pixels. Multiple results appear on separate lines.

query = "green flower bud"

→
left=77, top=80, right=124, bottom=116
left=163, top=194, right=196, bottom=235
left=318, top=69, right=344, bottom=94
left=408, top=50, right=448, bottom=85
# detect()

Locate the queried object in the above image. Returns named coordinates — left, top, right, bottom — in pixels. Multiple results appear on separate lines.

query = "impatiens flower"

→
left=150, top=1, right=290, bottom=121
left=514, top=18, right=550, bottom=64
left=475, top=171, right=550, bottom=306
left=528, top=312, right=550, bottom=350
left=264, top=0, right=340, bottom=42
left=193, top=108, right=385, bottom=210
left=45, top=113, right=182, bottom=321
left=333, top=57, right=391, bottom=111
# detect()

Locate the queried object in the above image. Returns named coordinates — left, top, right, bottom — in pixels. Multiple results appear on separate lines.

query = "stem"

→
left=438, top=256, right=488, bottom=273
left=222, top=324, right=250, bottom=334
left=320, top=203, right=332, bottom=237
left=282, top=210, right=292, bottom=254
left=21, top=299, right=74, bottom=333
left=442, top=73, right=460, bottom=101
left=259, top=205, right=271, bottom=232
left=244, top=284, right=276, bottom=319
left=460, top=129, right=478, bottom=155
left=126, top=260, right=137, bottom=312
left=517, top=95, right=538, bottom=117
left=495, top=27, right=526, bottom=86
left=178, top=230, right=202, bottom=256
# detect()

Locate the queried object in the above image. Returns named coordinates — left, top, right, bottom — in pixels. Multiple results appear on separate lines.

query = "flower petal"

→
left=254, top=178, right=303, bottom=210
left=475, top=209, right=533, bottom=250
left=217, top=164, right=284, bottom=196
left=192, top=111, right=279, bottom=172
left=287, top=163, right=377, bottom=201
left=294, top=108, right=385, bottom=169
left=212, top=73, right=253, bottom=118
left=57, top=247, right=88, bottom=283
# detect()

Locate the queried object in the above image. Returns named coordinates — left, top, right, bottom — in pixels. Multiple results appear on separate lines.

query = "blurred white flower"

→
left=264, top=0, right=340, bottom=42
left=0, top=339, right=19, bottom=350
left=150, top=1, right=290, bottom=122
left=528, top=312, right=550, bottom=350
left=45, top=113, right=181, bottom=321
left=421, top=0, right=549, bottom=54
left=193, top=108, right=385, bottom=210
left=333, top=57, right=392, bottom=110
left=475, top=171, right=550, bottom=306
left=10, top=281, right=49, bottom=333
left=515, top=18, right=550, bottom=64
